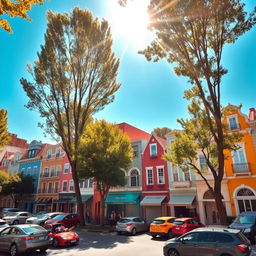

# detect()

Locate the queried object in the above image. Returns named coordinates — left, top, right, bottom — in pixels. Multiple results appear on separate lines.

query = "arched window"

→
left=130, top=169, right=139, bottom=187
left=236, top=187, right=256, bottom=213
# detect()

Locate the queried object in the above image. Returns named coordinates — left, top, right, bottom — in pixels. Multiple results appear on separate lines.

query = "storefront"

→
left=140, top=195, right=168, bottom=222
left=56, top=193, right=76, bottom=213
left=70, top=195, right=92, bottom=221
left=105, top=191, right=141, bottom=220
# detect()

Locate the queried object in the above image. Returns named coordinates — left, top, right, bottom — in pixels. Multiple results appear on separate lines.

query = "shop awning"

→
left=168, top=195, right=195, bottom=205
left=140, top=196, right=166, bottom=206
left=70, top=195, right=92, bottom=204
left=106, top=192, right=140, bottom=205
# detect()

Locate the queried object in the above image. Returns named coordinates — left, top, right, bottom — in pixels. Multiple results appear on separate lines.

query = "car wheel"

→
left=13, top=220, right=19, bottom=225
left=9, top=243, right=18, bottom=256
left=40, top=248, right=47, bottom=253
left=117, top=231, right=122, bottom=235
left=168, top=229, right=173, bottom=238
left=52, top=238, right=59, bottom=247
left=131, top=228, right=136, bottom=236
left=168, top=249, right=179, bottom=256
left=151, top=234, right=157, bottom=239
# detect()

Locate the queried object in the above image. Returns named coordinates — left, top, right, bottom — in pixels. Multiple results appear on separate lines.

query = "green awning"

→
left=169, top=195, right=195, bottom=205
left=70, top=195, right=92, bottom=204
left=106, top=192, right=140, bottom=205
left=140, top=196, right=166, bottom=206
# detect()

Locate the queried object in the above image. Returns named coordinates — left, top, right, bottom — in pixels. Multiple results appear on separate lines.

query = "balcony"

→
left=232, top=163, right=251, bottom=174
left=173, top=180, right=191, bottom=188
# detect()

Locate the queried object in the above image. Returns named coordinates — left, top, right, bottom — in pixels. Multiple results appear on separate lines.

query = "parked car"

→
left=116, top=217, right=148, bottom=235
left=150, top=216, right=176, bottom=238
left=229, top=211, right=256, bottom=243
left=26, top=212, right=64, bottom=226
left=0, top=208, right=20, bottom=218
left=44, top=213, right=80, bottom=228
left=163, top=227, right=252, bottom=256
left=172, top=217, right=205, bottom=236
left=44, top=223, right=79, bottom=247
left=0, top=219, right=9, bottom=231
left=3, top=211, right=32, bottom=225
left=0, top=224, right=51, bottom=256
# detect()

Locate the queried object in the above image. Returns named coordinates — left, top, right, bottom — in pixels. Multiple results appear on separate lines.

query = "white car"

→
left=0, top=219, right=9, bottom=231
left=26, top=212, right=63, bottom=225
left=3, top=211, right=32, bottom=225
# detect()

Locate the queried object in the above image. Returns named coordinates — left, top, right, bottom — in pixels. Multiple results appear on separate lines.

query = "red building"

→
left=141, top=134, right=170, bottom=222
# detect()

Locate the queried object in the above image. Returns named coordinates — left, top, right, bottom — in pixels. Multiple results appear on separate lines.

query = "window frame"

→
left=157, top=166, right=165, bottom=185
left=146, top=167, right=154, bottom=185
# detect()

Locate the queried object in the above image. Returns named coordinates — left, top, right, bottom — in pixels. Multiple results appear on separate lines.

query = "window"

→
left=64, top=163, right=69, bottom=174
left=43, top=183, right=47, bottom=193
left=48, top=183, right=52, bottom=193
left=50, top=166, right=55, bottom=177
left=184, top=170, right=191, bottom=181
left=62, top=181, right=67, bottom=192
left=157, top=166, right=165, bottom=184
left=215, top=233, right=234, bottom=243
left=150, top=144, right=157, bottom=157
left=21, top=168, right=25, bottom=175
left=198, top=232, right=215, bottom=242
left=44, top=167, right=49, bottom=177
left=199, top=155, right=208, bottom=172
left=69, top=180, right=74, bottom=191
left=181, top=232, right=199, bottom=242
left=89, top=179, right=93, bottom=188
left=130, top=169, right=139, bottom=187
left=172, top=165, right=179, bottom=181
left=236, top=188, right=256, bottom=213
left=56, top=147, right=61, bottom=158
left=47, top=149, right=52, bottom=159
left=27, top=167, right=31, bottom=176
left=228, top=116, right=239, bottom=130
left=132, top=145, right=139, bottom=157
left=56, top=166, right=61, bottom=176
left=232, top=147, right=249, bottom=174
left=146, top=167, right=153, bottom=185
left=33, top=166, right=37, bottom=177
left=54, top=182, right=59, bottom=193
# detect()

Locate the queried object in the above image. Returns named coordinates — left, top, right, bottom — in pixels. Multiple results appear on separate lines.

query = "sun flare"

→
left=108, top=0, right=152, bottom=50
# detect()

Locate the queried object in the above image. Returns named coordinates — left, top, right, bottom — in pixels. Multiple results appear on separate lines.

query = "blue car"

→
left=229, top=212, right=256, bottom=243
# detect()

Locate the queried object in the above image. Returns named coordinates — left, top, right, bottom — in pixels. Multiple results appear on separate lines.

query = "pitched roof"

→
left=118, top=122, right=150, bottom=141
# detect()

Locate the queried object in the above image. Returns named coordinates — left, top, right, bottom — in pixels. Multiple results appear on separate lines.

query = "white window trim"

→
left=150, top=143, right=157, bottom=157
left=227, top=115, right=239, bottom=130
left=27, top=167, right=31, bottom=176
left=69, top=180, right=74, bottom=191
left=47, top=149, right=52, bottom=158
left=156, top=166, right=165, bottom=185
left=232, top=143, right=247, bottom=164
left=146, top=167, right=154, bottom=185
left=62, top=180, right=68, bottom=192
left=55, top=147, right=61, bottom=157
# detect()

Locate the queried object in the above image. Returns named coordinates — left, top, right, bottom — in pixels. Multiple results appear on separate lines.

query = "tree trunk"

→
left=214, top=189, right=227, bottom=225
left=100, top=197, right=106, bottom=226
left=71, top=161, right=85, bottom=226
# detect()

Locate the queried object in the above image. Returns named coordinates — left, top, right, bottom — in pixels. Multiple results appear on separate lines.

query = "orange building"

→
left=224, top=104, right=256, bottom=216
left=36, top=144, right=68, bottom=212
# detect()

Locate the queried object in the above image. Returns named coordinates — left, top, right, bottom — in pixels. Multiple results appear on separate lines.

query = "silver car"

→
left=116, top=217, right=149, bottom=235
left=3, top=212, right=32, bottom=225
left=26, top=212, right=64, bottom=225
left=0, top=224, right=51, bottom=256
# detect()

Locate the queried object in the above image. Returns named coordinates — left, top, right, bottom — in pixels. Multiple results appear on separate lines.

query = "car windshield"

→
left=5, top=212, right=18, bottom=217
left=52, top=215, right=65, bottom=220
left=174, top=221, right=185, bottom=225
left=119, top=218, right=132, bottom=223
left=152, top=219, right=165, bottom=224
left=234, top=215, right=256, bottom=224
left=33, top=213, right=45, bottom=218
left=22, top=226, right=46, bottom=234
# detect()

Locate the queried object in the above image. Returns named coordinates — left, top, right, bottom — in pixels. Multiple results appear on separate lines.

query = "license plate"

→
left=71, top=240, right=76, bottom=243
left=154, top=226, right=159, bottom=229
left=176, top=227, right=180, bottom=230
left=38, top=236, right=46, bottom=240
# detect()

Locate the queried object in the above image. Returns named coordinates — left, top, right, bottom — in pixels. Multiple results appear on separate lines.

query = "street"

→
left=0, top=231, right=255, bottom=256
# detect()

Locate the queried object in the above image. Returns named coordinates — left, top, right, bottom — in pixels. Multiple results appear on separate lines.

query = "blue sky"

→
left=0, top=0, right=256, bottom=144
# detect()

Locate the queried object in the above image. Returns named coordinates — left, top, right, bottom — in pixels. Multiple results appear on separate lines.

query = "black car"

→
left=163, top=227, right=252, bottom=256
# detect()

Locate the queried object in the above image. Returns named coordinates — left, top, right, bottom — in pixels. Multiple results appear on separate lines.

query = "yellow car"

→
left=150, top=216, right=176, bottom=238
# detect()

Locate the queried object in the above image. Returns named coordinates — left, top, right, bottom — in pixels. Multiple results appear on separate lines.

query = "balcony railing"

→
left=232, top=163, right=250, bottom=174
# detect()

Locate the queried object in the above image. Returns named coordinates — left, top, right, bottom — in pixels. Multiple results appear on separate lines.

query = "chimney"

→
left=249, top=108, right=256, bottom=121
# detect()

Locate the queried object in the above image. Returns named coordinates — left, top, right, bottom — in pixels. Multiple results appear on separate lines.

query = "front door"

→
left=204, top=202, right=219, bottom=225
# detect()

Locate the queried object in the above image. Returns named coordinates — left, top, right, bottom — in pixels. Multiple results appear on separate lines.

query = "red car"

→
left=44, top=223, right=79, bottom=247
left=172, top=217, right=204, bottom=236
left=44, top=213, right=80, bottom=228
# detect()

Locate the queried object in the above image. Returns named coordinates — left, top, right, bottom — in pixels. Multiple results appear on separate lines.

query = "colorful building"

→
left=141, top=134, right=170, bottom=222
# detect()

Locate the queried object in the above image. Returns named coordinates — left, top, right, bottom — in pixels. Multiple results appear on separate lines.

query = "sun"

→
left=108, top=0, right=152, bottom=50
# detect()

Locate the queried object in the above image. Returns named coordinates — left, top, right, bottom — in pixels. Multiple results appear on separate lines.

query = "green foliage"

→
left=0, top=109, right=10, bottom=150
left=0, top=171, right=20, bottom=192
left=78, top=120, right=133, bottom=188
left=152, top=127, right=171, bottom=139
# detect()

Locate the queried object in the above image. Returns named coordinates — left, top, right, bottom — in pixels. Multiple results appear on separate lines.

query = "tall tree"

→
left=0, top=171, right=13, bottom=191
left=77, top=120, right=133, bottom=226
left=20, top=8, right=121, bottom=225
left=0, top=0, right=44, bottom=33
left=141, top=0, right=256, bottom=224
left=0, top=109, right=10, bottom=150
left=0, top=173, right=33, bottom=207
left=153, top=127, right=171, bottom=139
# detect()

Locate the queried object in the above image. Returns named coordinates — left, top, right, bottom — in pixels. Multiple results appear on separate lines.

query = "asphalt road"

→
left=0, top=231, right=255, bottom=256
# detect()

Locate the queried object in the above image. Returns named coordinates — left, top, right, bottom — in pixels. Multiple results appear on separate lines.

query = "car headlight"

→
left=244, top=228, right=251, bottom=233
left=60, top=235, right=66, bottom=239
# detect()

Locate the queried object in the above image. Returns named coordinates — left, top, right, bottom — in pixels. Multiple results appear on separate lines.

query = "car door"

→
left=19, top=213, right=29, bottom=224
left=62, top=215, right=71, bottom=227
left=196, top=232, right=218, bottom=256
left=0, top=227, right=14, bottom=251
left=133, top=218, right=143, bottom=232
left=178, top=232, right=203, bottom=256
